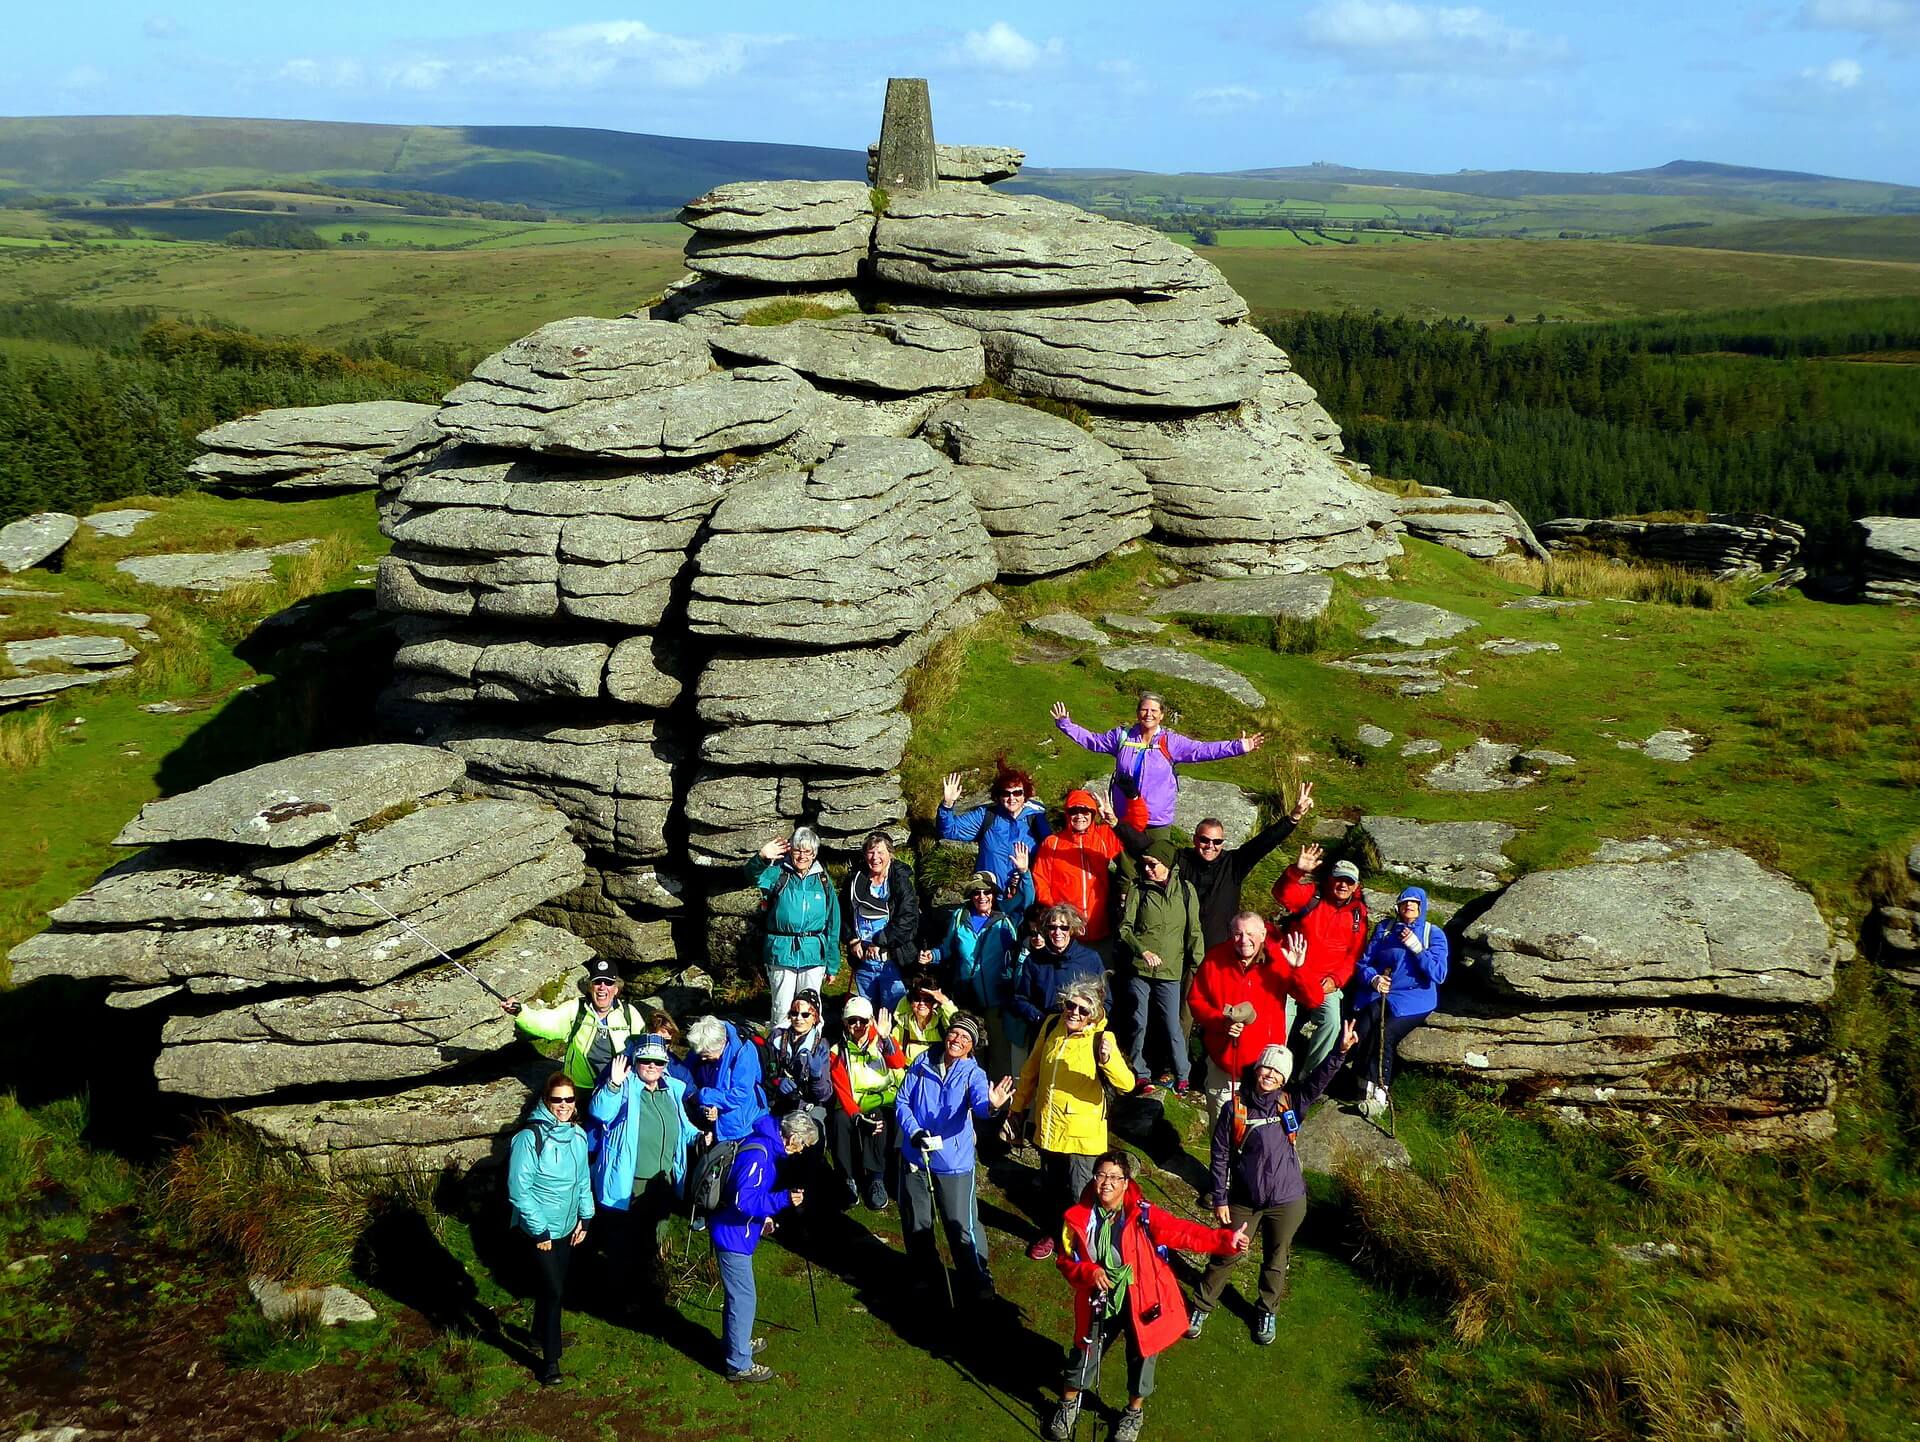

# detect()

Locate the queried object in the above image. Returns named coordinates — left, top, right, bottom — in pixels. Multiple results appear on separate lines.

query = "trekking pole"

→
left=1376, top=995, right=1396, bottom=1139
left=346, top=886, right=508, bottom=1002
left=805, top=1253, right=821, bottom=1325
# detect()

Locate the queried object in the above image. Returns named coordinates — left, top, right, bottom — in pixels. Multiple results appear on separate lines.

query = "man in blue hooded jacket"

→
left=1352, top=886, right=1450, bottom=1118
left=894, top=1012, right=1016, bottom=1302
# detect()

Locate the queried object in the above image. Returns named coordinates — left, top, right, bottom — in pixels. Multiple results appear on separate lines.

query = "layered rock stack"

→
left=5, top=745, right=590, bottom=1170
left=190, top=401, right=438, bottom=496
left=1392, top=490, right=1548, bottom=561
left=1398, top=848, right=1838, bottom=1143
left=1855, top=516, right=1920, bottom=606
left=1537, top=512, right=1803, bottom=578
left=1874, top=843, right=1920, bottom=987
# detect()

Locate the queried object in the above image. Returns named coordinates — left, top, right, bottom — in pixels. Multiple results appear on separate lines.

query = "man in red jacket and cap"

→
left=1186, top=912, right=1304, bottom=1136
left=1272, top=842, right=1370, bottom=1075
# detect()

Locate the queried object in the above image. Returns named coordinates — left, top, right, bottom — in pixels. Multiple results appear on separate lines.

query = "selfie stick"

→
left=346, top=886, right=509, bottom=1003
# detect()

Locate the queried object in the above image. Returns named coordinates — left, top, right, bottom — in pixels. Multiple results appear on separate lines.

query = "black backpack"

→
left=686, top=1136, right=770, bottom=1213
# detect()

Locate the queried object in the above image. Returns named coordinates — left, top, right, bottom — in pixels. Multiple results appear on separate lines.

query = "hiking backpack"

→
left=686, top=1136, right=770, bottom=1213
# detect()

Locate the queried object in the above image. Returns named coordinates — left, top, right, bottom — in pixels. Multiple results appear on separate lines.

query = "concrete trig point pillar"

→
left=874, top=77, right=937, bottom=191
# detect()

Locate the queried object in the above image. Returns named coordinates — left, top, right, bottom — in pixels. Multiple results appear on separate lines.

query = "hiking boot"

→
left=843, top=1179, right=860, bottom=1208
left=1114, top=1404, right=1146, bottom=1441
left=751, top=1336, right=767, bottom=1356
left=727, top=1363, right=776, bottom=1383
left=1047, top=1396, right=1082, bottom=1440
left=1183, top=1307, right=1209, bottom=1340
left=1136, top=1077, right=1158, bottom=1098
left=1359, top=1084, right=1388, bottom=1120
left=1155, top=1071, right=1174, bottom=1086
left=1027, top=1235, right=1057, bottom=1262
left=1172, top=1078, right=1192, bottom=1097
left=1254, top=1309, right=1276, bottom=1346
left=866, top=1179, right=889, bottom=1212
left=537, top=1364, right=562, bottom=1387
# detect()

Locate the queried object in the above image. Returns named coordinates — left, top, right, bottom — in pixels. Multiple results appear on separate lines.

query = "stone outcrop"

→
left=1399, top=848, right=1837, bottom=1141
left=1356, top=816, right=1518, bottom=892
left=869, top=142, right=1024, bottom=186
left=1392, top=492, right=1548, bottom=561
left=1359, top=597, right=1478, bottom=646
left=1874, top=843, right=1920, bottom=988
left=0, top=512, right=78, bottom=573
left=1150, top=573, right=1333, bottom=623
left=116, top=539, right=318, bottom=592
left=1538, top=513, right=1803, bottom=578
left=190, top=402, right=436, bottom=496
left=1855, top=516, right=1920, bottom=606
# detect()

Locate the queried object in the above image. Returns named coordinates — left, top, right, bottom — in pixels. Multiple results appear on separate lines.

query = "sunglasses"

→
left=1063, top=1003, right=1094, bottom=1017
left=997, top=789, right=1027, bottom=798
left=1195, top=836, right=1225, bottom=849
left=968, top=887, right=995, bottom=897
left=788, top=1009, right=815, bottom=1019
left=633, top=1058, right=666, bottom=1067
left=591, top=978, right=619, bottom=987
left=1045, top=924, right=1073, bottom=933
left=547, top=1094, right=576, bottom=1106
left=1065, top=807, right=1094, bottom=816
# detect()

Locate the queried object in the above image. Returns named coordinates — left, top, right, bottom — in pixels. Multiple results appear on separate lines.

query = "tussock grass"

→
left=1497, top=552, right=1740, bottom=608
left=161, top=1118, right=436, bottom=1286
left=0, top=1094, right=136, bottom=1247
left=1186, top=612, right=1329, bottom=655
left=191, top=535, right=361, bottom=644
left=739, top=298, right=854, bottom=326
left=966, top=378, right=1093, bottom=431
left=0, top=711, right=57, bottom=772
left=1614, top=1307, right=1845, bottom=1442
left=1335, top=1132, right=1525, bottom=1342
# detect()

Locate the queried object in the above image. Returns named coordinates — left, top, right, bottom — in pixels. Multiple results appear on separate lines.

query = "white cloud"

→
left=1802, top=0, right=1914, bottom=32
left=1804, top=56, right=1865, bottom=86
left=1301, top=0, right=1568, bottom=71
left=265, top=19, right=789, bottom=100
left=1191, top=84, right=1264, bottom=111
left=953, top=21, right=1063, bottom=72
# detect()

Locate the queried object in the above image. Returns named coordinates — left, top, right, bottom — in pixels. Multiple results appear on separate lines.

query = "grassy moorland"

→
left=1640, top=214, right=1920, bottom=265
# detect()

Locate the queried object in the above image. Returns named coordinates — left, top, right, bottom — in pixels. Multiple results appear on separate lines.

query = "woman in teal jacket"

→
left=508, top=1073, right=595, bottom=1386
left=588, top=1034, right=700, bottom=1305
left=922, top=867, right=1034, bottom=1078
left=748, top=827, right=843, bottom=1031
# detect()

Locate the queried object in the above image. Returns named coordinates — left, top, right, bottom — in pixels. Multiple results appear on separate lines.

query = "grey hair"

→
left=779, top=1112, right=821, bottom=1147
left=789, top=826, right=821, bottom=852
left=685, top=1015, right=727, bottom=1055
left=1195, top=817, right=1227, bottom=835
left=1039, top=902, right=1087, bottom=938
left=1230, top=910, right=1268, bottom=932
left=1137, top=690, right=1166, bottom=708
left=1058, top=975, right=1107, bottom=1021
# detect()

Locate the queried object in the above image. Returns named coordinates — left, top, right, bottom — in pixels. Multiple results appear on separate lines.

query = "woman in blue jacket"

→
left=937, top=767, right=1051, bottom=888
left=923, top=867, right=1033, bottom=1078
left=712, top=1110, right=819, bottom=1383
left=588, top=1035, right=700, bottom=1307
left=1009, top=904, right=1107, bottom=1081
left=894, top=1013, right=1016, bottom=1302
left=685, top=1016, right=770, bottom=1143
left=507, top=1073, right=595, bottom=1386
left=1353, top=886, right=1450, bottom=1118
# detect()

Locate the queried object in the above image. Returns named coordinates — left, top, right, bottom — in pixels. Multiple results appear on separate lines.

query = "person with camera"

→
left=507, top=1073, right=595, bottom=1387
left=922, top=865, right=1033, bottom=1077
left=1186, top=1022, right=1357, bottom=1348
left=890, top=968, right=959, bottom=1067
left=1048, top=1151, right=1250, bottom=1441
left=710, top=1109, right=819, bottom=1383
left=1009, top=975, right=1136, bottom=1262
left=499, top=956, right=642, bottom=1089
left=894, top=1012, right=1016, bottom=1303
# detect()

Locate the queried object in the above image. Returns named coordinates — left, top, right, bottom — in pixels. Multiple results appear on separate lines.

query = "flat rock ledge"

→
left=1096, top=646, right=1265, bottom=708
left=192, top=401, right=436, bottom=495
left=116, top=540, right=317, bottom=592
left=0, top=512, right=79, bottom=573
left=1149, top=574, right=1333, bottom=623
left=1359, top=597, right=1478, bottom=647
left=1357, top=816, right=1518, bottom=892
left=1393, top=494, right=1548, bottom=561
left=1874, top=842, right=1920, bottom=988
left=1855, top=516, right=1920, bottom=606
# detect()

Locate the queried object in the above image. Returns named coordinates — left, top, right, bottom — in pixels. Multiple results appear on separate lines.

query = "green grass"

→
left=1640, top=214, right=1920, bottom=265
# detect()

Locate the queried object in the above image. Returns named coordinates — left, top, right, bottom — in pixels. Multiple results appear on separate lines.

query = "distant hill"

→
left=1639, top=214, right=1920, bottom=265
left=0, top=115, right=865, bottom=213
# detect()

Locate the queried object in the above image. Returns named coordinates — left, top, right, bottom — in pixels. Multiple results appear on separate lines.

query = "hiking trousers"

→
left=1193, top=1196, right=1307, bottom=1315
left=767, top=963, right=826, bottom=1032
left=1352, top=1001, right=1425, bottom=1090
left=901, top=1164, right=993, bottom=1297
left=1123, top=974, right=1190, bottom=1086
left=528, top=1232, right=575, bottom=1368
left=1066, top=1305, right=1156, bottom=1400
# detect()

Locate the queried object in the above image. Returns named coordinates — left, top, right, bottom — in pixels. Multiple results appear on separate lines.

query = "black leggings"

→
left=530, top=1232, right=575, bottom=1367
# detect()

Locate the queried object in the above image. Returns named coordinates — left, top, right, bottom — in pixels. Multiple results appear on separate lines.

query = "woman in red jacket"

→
left=1047, top=1151, right=1248, bottom=1442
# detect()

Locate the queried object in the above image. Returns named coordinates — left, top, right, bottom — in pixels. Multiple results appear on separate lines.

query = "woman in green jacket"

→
left=747, top=827, right=842, bottom=1031
left=1116, top=838, right=1204, bottom=1096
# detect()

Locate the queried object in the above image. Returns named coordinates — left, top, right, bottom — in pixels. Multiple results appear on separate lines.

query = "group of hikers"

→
left=500, top=692, right=1450, bottom=1441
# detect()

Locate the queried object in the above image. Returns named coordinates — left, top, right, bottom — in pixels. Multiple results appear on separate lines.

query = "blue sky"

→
left=7, top=1, right=1919, bottom=184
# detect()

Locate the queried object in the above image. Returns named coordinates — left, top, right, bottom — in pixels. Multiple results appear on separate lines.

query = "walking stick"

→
left=1375, top=995, right=1397, bottom=1140
left=348, top=885, right=508, bottom=1001
left=805, top=1253, right=820, bottom=1325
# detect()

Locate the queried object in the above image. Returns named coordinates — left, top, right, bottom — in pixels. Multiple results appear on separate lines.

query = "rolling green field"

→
left=1642, top=214, right=1920, bottom=264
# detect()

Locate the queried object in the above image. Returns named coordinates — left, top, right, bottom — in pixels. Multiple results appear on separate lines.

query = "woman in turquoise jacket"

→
left=588, top=1034, right=701, bottom=1305
left=922, top=867, right=1034, bottom=1078
left=747, top=827, right=843, bottom=1030
left=507, top=1073, right=595, bottom=1386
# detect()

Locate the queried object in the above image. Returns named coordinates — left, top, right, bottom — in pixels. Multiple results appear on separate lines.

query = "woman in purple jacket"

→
left=1051, top=693, right=1264, bottom=837
left=1186, top=1023, right=1357, bottom=1347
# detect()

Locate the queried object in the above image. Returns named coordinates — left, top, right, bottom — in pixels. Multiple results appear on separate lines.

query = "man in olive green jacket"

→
left=1115, top=838, right=1204, bottom=1095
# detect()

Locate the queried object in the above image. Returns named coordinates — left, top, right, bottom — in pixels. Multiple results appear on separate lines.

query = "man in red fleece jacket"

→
left=1186, top=913, right=1303, bottom=1136
left=1272, top=842, right=1370, bottom=1075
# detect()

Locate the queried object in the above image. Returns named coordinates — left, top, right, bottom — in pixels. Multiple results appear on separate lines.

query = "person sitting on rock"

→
left=828, top=994, right=908, bottom=1212
left=1114, top=838, right=1204, bottom=1098
left=1189, top=915, right=1304, bottom=1136
left=1031, top=789, right=1126, bottom=960
left=937, top=766, right=1051, bottom=889
left=684, top=1015, right=770, bottom=1144
left=1352, top=886, right=1450, bottom=1118
left=1186, top=1025, right=1357, bottom=1349
left=747, top=826, right=841, bottom=1032
left=1009, top=904, right=1106, bottom=1082
left=1051, top=691, right=1264, bottom=842
left=1273, top=844, right=1370, bottom=1076
left=587, top=1033, right=700, bottom=1311
left=891, top=969, right=959, bottom=1067
left=842, top=831, right=919, bottom=1013
left=500, top=956, right=644, bottom=1090
left=923, top=865, right=1034, bottom=1078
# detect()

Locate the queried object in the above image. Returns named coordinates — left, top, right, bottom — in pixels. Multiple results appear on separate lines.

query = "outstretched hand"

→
left=1010, top=841, right=1030, bottom=873
left=1297, top=841, right=1324, bottom=873
left=1289, top=780, right=1316, bottom=823
left=1241, top=731, right=1266, bottom=753
left=989, top=1074, right=1017, bottom=1109
left=1050, top=701, right=1070, bottom=724
left=499, top=995, right=522, bottom=1016
left=1282, top=932, right=1309, bottom=971
left=942, top=772, right=964, bottom=808
left=758, top=836, right=791, bottom=862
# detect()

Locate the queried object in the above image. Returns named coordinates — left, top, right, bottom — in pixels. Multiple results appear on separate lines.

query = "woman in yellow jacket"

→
left=1009, top=975, right=1136, bottom=1261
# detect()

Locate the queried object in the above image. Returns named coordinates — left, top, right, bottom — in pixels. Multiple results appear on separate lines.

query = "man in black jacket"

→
left=1116, top=781, right=1315, bottom=948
